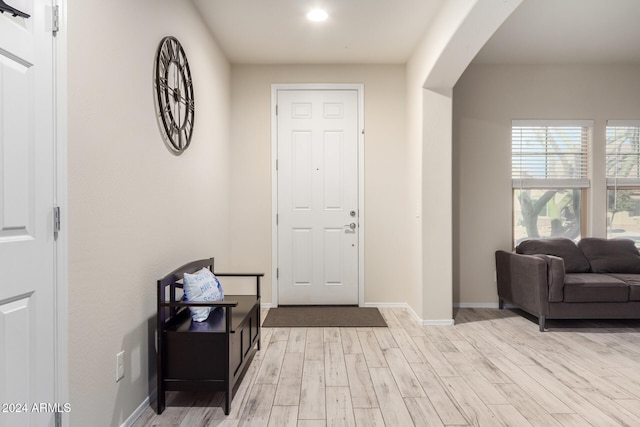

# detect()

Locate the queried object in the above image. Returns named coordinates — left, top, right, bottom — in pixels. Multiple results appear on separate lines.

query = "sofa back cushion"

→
left=578, top=238, right=640, bottom=273
left=516, top=238, right=591, bottom=273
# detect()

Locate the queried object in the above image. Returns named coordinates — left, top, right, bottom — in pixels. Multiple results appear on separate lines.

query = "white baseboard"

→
left=261, top=302, right=273, bottom=309
left=361, top=302, right=408, bottom=308
left=454, top=302, right=500, bottom=309
left=121, top=389, right=156, bottom=427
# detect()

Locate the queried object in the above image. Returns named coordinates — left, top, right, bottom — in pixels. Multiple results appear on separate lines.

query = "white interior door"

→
left=0, top=1, right=57, bottom=426
left=277, top=89, right=359, bottom=305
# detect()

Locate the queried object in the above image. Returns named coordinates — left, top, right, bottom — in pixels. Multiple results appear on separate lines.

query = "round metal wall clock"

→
left=154, top=36, right=194, bottom=154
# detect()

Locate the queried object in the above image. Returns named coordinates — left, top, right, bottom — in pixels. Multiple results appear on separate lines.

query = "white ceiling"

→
left=191, top=0, right=640, bottom=65
left=191, top=0, right=445, bottom=64
left=473, top=0, right=640, bottom=64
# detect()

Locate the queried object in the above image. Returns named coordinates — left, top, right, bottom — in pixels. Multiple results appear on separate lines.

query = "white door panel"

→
left=1, top=52, right=34, bottom=241
left=0, top=14, right=35, bottom=71
left=0, top=1, right=56, bottom=426
left=277, top=89, right=359, bottom=305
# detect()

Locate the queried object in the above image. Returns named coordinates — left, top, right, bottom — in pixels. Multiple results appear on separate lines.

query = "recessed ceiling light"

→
left=307, top=8, right=328, bottom=22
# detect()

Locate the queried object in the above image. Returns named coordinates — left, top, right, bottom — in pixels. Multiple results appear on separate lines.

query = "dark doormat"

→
left=262, top=306, right=387, bottom=327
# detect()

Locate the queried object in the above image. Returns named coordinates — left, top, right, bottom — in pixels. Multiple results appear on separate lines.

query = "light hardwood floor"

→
left=133, top=308, right=640, bottom=426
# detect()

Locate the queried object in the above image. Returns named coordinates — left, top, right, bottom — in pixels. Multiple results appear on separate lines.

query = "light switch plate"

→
left=116, top=351, right=125, bottom=382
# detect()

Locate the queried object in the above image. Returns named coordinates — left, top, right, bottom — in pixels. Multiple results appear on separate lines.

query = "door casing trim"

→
left=55, top=0, right=69, bottom=419
left=271, top=83, right=365, bottom=307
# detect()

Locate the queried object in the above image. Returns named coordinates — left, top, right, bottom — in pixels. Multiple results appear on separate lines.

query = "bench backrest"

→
left=157, top=257, right=215, bottom=329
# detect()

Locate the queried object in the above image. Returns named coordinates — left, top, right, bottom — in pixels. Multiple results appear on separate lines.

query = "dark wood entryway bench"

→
left=156, top=258, right=263, bottom=415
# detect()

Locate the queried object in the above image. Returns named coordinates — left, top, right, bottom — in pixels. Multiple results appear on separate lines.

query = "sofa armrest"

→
left=495, top=250, right=551, bottom=316
left=534, top=254, right=565, bottom=303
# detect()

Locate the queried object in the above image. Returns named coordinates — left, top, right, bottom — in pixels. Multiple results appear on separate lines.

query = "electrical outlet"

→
left=116, top=351, right=125, bottom=382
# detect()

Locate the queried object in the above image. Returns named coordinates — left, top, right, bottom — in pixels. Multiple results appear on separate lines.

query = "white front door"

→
left=0, top=1, right=57, bottom=426
left=276, top=88, right=360, bottom=305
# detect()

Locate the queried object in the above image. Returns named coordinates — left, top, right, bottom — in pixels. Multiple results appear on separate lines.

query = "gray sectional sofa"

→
left=495, top=237, right=640, bottom=331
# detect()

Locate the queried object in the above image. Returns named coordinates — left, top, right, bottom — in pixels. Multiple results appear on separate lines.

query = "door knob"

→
left=345, top=223, right=356, bottom=230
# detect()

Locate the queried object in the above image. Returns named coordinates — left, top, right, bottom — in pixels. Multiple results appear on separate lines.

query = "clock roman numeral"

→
left=166, top=42, right=174, bottom=61
left=161, top=102, right=172, bottom=115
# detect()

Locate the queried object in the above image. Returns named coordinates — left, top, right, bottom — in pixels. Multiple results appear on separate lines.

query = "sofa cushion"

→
left=577, top=238, right=640, bottom=274
left=563, top=273, right=629, bottom=303
left=516, top=238, right=590, bottom=273
left=606, top=274, right=640, bottom=301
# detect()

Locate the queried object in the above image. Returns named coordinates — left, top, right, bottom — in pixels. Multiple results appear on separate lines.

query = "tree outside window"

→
left=514, top=189, right=582, bottom=244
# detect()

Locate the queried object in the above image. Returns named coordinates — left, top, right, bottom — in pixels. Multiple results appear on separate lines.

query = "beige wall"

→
left=229, top=65, right=411, bottom=305
left=68, top=1, right=230, bottom=425
left=453, top=63, right=640, bottom=305
left=406, top=0, right=521, bottom=322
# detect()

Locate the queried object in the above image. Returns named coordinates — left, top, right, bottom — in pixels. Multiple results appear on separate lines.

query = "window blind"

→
left=512, top=120, right=592, bottom=189
left=606, top=120, right=640, bottom=187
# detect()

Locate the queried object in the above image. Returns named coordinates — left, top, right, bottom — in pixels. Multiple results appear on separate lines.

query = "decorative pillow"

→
left=578, top=238, right=640, bottom=274
left=183, top=268, right=224, bottom=322
left=516, top=238, right=591, bottom=273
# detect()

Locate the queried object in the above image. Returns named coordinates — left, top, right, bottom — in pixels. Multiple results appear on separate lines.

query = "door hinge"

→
left=276, top=213, right=278, bottom=225
left=53, top=206, right=61, bottom=234
left=55, top=411, right=62, bottom=427
left=277, top=268, right=279, bottom=279
left=275, top=105, right=278, bottom=116
left=276, top=159, right=278, bottom=171
left=52, top=5, right=60, bottom=35
left=361, top=128, right=365, bottom=135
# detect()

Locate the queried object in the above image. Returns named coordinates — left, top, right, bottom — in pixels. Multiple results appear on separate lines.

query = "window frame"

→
left=605, top=120, right=640, bottom=242
left=511, top=120, right=592, bottom=247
